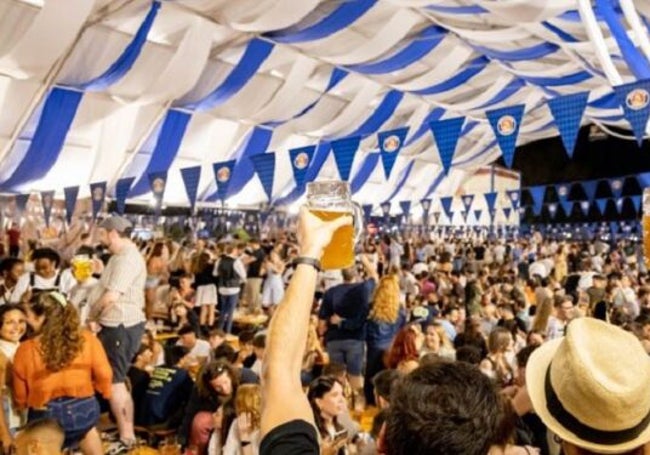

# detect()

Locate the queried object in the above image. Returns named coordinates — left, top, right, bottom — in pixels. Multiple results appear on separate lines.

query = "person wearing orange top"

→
left=13, top=292, right=112, bottom=455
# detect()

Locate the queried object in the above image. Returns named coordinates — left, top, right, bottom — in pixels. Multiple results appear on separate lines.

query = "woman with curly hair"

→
left=222, top=384, right=262, bottom=454
left=364, top=273, right=405, bottom=404
left=385, top=324, right=423, bottom=374
left=0, top=304, right=26, bottom=452
left=13, top=292, right=112, bottom=454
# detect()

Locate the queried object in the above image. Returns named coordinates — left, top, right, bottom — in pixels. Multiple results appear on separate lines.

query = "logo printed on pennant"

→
left=43, top=194, right=52, bottom=208
left=293, top=152, right=310, bottom=169
left=382, top=135, right=401, bottom=153
left=626, top=89, right=650, bottom=111
left=558, top=186, right=568, bottom=197
left=216, top=166, right=231, bottom=182
left=497, top=115, right=517, bottom=136
left=611, top=179, right=623, bottom=191
left=152, top=178, right=165, bottom=193
left=92, top=187, right=104, bottom=201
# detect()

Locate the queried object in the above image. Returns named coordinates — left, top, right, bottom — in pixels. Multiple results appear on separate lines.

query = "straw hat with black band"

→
left=526, top=318, right=650, bottom=454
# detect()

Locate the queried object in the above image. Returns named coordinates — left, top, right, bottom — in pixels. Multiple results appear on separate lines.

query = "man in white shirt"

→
left=10, top=248, right=75, bottom=303
left=177, top=324, right=212, bottom=359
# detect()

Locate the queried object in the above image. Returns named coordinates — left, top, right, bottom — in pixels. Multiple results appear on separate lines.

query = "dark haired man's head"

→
left=382, top=362, right=500, bottom=455
left=165, top=345, right=190, bottom=367
left=238, top=329, right=256, bottom=346
left=213, top=343, right=237, bottom=364
left=456, top=345, right=482, bottom=365
left=372, top=369, right=401, bottom=410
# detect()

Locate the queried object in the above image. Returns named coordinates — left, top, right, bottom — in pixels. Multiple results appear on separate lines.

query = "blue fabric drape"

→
left=422, top=171, right=446, bottom=199
left=63, top=186, right=79, bottom=224
left=476, top=79, right=526, bottom=109
left=74, top=1, right=161, bottom=91
left=426, top=4, right=487, bottom=14
left=89, top=181, right=106, bottom=220
left=595, top=0, right=650, bottom=78
left=382, top=160, right=416, bottom=202
left=473, top=42, right=559, bottom=61
left=547, top=92, right=589, bottom=158
left=429, top=116, right=465, bottom=175
left=250, top=152, right=276, bottom=201
left=413, top=57, right=489, bottom=95
left=184, top=39, right=275, bottom=111
left=343, top=90, right=404, bottom=139
left=0, top=88, right=82, bottom=190
left=266, top=0, right=377, bottom=43
left=405, top=108, right=445, bottom=147
left=521, top=71, right=592, bottom=86
left=180, top=166, right=201, bottom=211
left=347, top=26, right=447, bottom=75
left=129, top=110, right=192, bottom=197
left=350, top=153, right=380, bottom=194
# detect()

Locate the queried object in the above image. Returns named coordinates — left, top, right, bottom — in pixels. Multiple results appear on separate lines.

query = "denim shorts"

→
left=28, top=396, right=100, bottom=449
left=326, top=339, right=365, bottom=376
left=98, top=322, right=145, bottom=383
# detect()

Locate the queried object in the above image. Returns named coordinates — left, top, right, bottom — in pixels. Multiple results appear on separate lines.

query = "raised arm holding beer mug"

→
left=261, top=180, right=365, bottom=455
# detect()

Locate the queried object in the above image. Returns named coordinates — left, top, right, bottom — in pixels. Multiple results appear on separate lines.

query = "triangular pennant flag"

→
left=212, top=160, right=236, bottom=202
left=581, top=180, right=598, bottom=202
left=461, top=194, right=474, bottom=213
left=115, top=177, right=135, bottom=215
left=260, top=211, right=270, bottom=226
left=89, top=182, right=106, bottom=221
left=362, top=204, right=373, bottom=222
left=289, top=145, right=315, bottom=188
left=528, top=186, right=546, bottom=214
left=609, top=178, right=624, bottom=199
left=547, top=92, right=589, bottom=158
left=250, top=153, right=276, bottom=201
left=378, top=127, right=409, bottom=179
left=63, top=186, right=79, bottom=224
left=429, top=117, right=464, bottom=175
left=506, top=190, right=520, bottom=209
left=439, top=196, right=454, bottom=220
left=148, top=171, right=167, bottom=215
left=548, top=203, right=558, bottom=220
left=610, top=221, right=619, bottom=234
left=637, top=172, right=650, bottom=188
left=556, top=184, right=570, bottom=201
left=484, top=192, right=498, bottom=213
left=399, top=201, right=411, bottom=218
left=631, top=195, right=642, bottom=213
left=15, top=194, right=30, bottom=214
left=180, top=166, right=201, bottom=212
left=580, top=200, right=590, bottom=217
left=560, top=199, right=573, bottom=216
left=331, top=136, right=360, bottom=181
left=460, top=210, right=468, bottom=223
left=503, top=207, right=511, bottom=220
left=486, top=104, right=525, bottom=168
left=615, top=198, right=624, bottom=215
left=596, top=198, right=609, bottom=214
left=420, top=198, right=432, bottom=214
left=41, top=191, right=55, bottom=227
left=433, top=212, right=441, bottom=225
left=612, top=79, right=650, bottom=146
left=474, top=209, right=482, bottom=222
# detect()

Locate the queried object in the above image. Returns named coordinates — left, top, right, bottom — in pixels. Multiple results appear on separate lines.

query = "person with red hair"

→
left=385, top=325, right=423, bottom=374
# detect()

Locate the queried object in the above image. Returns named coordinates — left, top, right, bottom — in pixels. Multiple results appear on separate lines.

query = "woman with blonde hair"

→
left=222, top=384, right=262, bottom=455
left=421, top=322, right=456, bottom=360
left=530, top=296, right=553, bottom=336
left=479, top=327, right=516, bottom=388
left=13, top=292, right=112, bottom=454
left=364, top=273, right=405, bottom=405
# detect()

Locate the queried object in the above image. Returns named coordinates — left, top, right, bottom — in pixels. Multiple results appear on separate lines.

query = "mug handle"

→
left=351, top=202, right=364, bottom=245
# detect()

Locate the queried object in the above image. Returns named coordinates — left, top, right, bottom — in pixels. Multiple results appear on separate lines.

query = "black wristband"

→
left=241, top=440, right=251, bottom=447
left=294, top=256, right=322, bottom=272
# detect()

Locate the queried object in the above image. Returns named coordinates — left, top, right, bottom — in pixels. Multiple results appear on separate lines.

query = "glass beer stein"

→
left=306, top=181, right=363, bottom=270
left=71, top=255, right=93, bottom=283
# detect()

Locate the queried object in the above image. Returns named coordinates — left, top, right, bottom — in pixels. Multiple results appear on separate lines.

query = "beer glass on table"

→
left=306, top=181, right=363, bottom=270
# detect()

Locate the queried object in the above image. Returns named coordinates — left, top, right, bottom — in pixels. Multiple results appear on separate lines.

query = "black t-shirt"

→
left=248, top=248, right=266, bottom=278
left=260, top=420, right=319, bottom=455
left=474, top=246, right=486, bottom=261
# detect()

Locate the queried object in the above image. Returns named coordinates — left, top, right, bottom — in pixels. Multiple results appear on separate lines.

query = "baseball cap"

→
left=99, top=215, right=132, bottom=233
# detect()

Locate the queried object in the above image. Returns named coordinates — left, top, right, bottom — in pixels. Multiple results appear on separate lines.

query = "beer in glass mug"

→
left=306, top=181, right=363, bottom=270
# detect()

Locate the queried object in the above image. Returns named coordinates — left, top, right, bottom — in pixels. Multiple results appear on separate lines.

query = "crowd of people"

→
left=0, top=209, right=649, bottom=455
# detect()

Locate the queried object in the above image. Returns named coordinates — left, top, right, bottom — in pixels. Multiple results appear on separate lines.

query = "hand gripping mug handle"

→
left=351, top=202, right=364, bottom=245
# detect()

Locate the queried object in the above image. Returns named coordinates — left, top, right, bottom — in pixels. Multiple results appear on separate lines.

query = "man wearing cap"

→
left=525, top=318, right=650, bottom=455
left=88, top=215, right=146, bottom=451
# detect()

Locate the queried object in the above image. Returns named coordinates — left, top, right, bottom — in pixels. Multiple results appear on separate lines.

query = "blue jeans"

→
left=29, top=396, right=99, bottom=449
left=364, top=345, right=386, bottom=405
left=326, top=339, right=365, bottom=376
left=218, top=294, right=239, bottom=333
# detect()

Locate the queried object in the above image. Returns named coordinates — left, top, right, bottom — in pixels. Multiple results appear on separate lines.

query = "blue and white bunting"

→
left=560, top=199, right=573, bottom=216
left=461, top=194, right=474, bottom=213
left=547, top=92, right=589, bottom=158
left=580, top=200, right=590, bottom=217
left=331, top=136, right=360, bottom=181
left=506, top=190, right=520, bottom=210
left=631, top=195, right=642, bottom=214
left=502, top=207, right=511, bottom=220
left=180, top=166, right=201, bottom=212
left=399, top=201, right=411, bottom=218
left=612, top=79, right=650, bottom=146
left=528, top=186, right=546, bottom=215
left=213, top=160, right=236, bottom=202
left=474, top=209, right=482, bottom=222
left=250, top=153, right=276, bottom=202
left=429, top=117, right=464, bottom=175
left=377, top=127, right=409, bottom=179
left=486, top=104, right=525, bottom=168
left=362, top=204, right=373, bottom=222
left=15, top=194, right=30, bottom=214
left=41, top=191, right=55, bottom=227
left=289, top=145, right=316, bottom=189
left=596, top=198, right=609, bottom=214
left=439, top=196, right=453, bottom=220
left=556, top=184, right=570, bottom=201
left=581, top=180, right=598, bottom=202
left=63, top=186, right=79, bottom=224
left=548, top=203, right=558, bottom=219
left=115, top=177, right=135, bottom=215
left=484, top=192, right=498, bottom=214
left=148, top=171, right=167, bottom=215
left=609, top=178, right=624, bottom=199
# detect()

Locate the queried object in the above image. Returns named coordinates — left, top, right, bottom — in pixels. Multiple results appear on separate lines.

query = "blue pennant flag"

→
left=250, top=153, right=276, bottom=202
left=615, top=198, right=624, bottom=215
left=610, top=221, right=619, bottom=234
left=503, top=207, right=511, bottom=220
left=560, top=199, right=573, bottom=216
left=581, top=180, right=598, bottom=202
left=556, top=184, right=570, bottom=200
left=213, top=160, right=236, bottom=202
left=484, top=192, right=498, bottom=213
left=506, top=190, right=520, bottom=209
left=289, top=145, right=315, bottom=188
left=461, top=194, right=474, bottom=213
left=637, top=172, right=650, bottom=188
left=180, top=166, right=201, bottom=212
left=609, top=178, right=624, bottom=199
left=460, top=210, right=468, bottom=223
left=15, top=194, right=30, bottom=214
left=148, top=171, right=167, bottom=215
left=439, top=196, right=454, bottom=220
left=429, top=117, right=464, bottom=175
left=420, top=198, right=432, bottom=214
left=331, top=136, right=360, bottom=181
left=528, top=186, right=546, bottom=215
left=399, top=201, right=411, bottom=218
left=260, top=211, right=270, bottom=226
left=580, top=200, right=590, bottom=217
left=433, top=212, right=441, bottom=225
left=362, top=204, right=373, bottom=222
left=380, top=201, right=392, bottom=217
left=612, top=79, right=650, bottom=146
left=378, top=127, right=409, bottom=179
left=63, top=186, right=79, bottom=224
left=548, top=203, right=558, bottom=219
left=41, top=191, right=55, bottom=227
left=547, top=92, right=589, bottom=158
left=89, top=182, right=106, bottom=221
left=115, top=177, right=135, bottom=215
left=486, top=104, right=525, bottom=168
left=631, top=195, right=642, bottom=213
left=474, top=209, right=482, bottom=222
left=596, top=198, right=609, bottom=214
